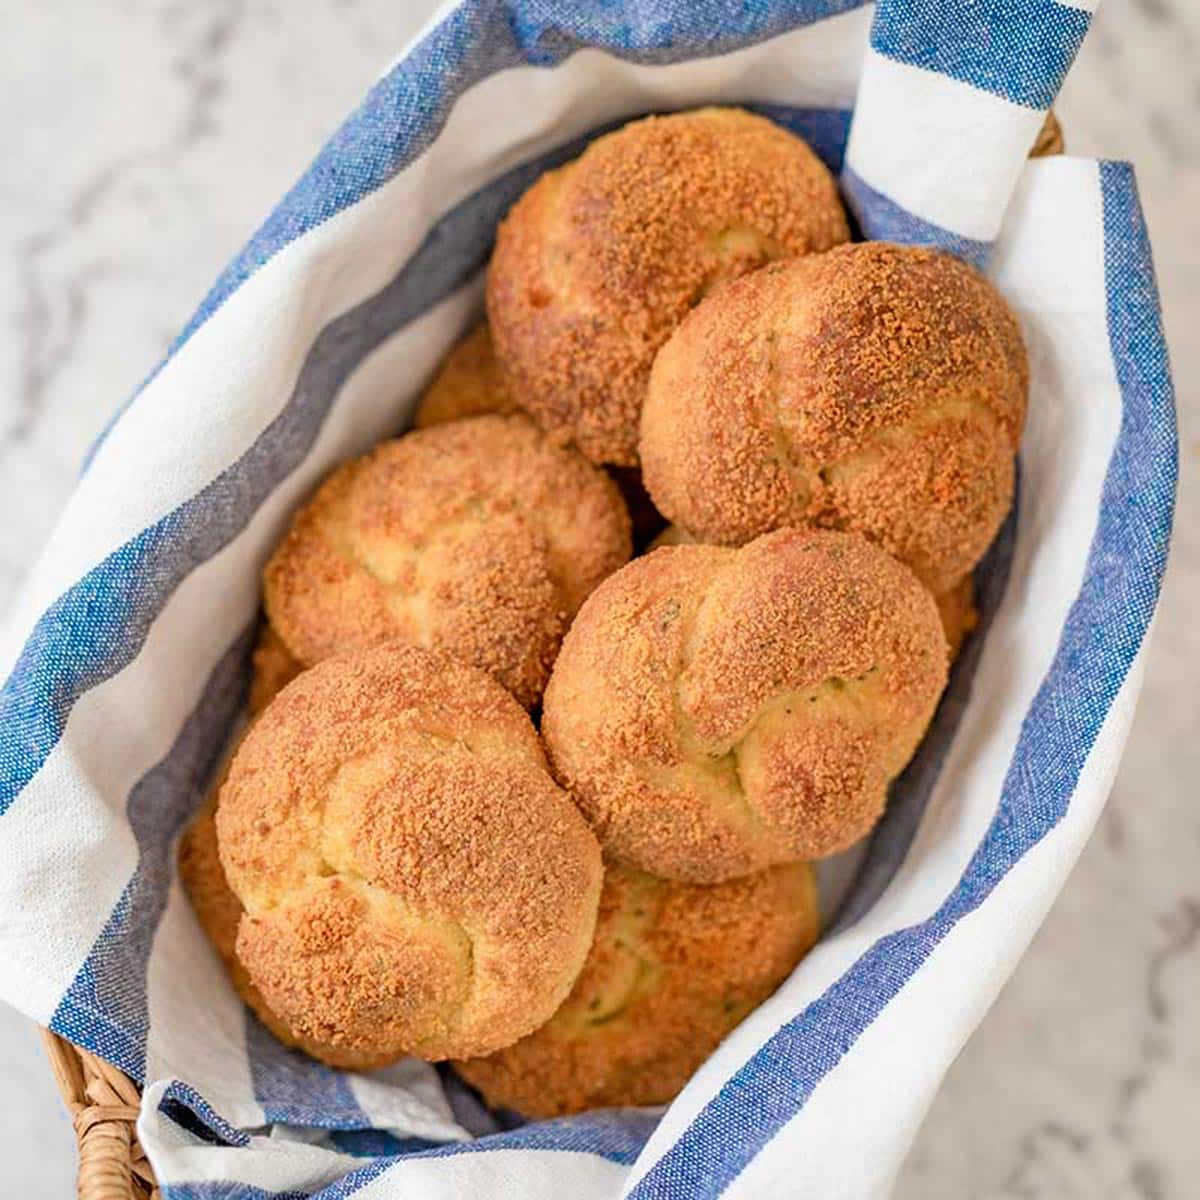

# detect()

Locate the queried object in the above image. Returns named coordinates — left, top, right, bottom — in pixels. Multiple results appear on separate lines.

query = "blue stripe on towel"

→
left=841, top=165, right=993, bottom=266
left=0, top=138, right=582, bottom=818
left=748, top=105, right=853, bottom=173
left=308, top=1110, right=660, bottom=1197
left=83, top=0, right=867, bottom=466
left=329, top=1130, right=443, bottom=1158
left=871, top=0, right=1091, bottom=110
left=247, top=1013, right=368, bottom=1131
left=158, top=1080, right=252, bottom=1148
left=625, top=161, right=1177, bottom=1200
left=50, top=627, right=253, bottom=1078
left=163, top=1187, right=305, bottom=1200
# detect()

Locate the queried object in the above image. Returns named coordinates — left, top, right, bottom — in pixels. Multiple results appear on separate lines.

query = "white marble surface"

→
left=0, top=3, right=1196, bottom=1197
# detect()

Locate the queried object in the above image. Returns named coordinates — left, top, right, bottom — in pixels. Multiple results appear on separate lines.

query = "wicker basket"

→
left=39, top=111, right=1063, bottom=1200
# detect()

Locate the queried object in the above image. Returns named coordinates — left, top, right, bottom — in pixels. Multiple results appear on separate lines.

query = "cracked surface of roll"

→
left=650, top=525, right=977, bottom=666
left=640, top=242, right=1028, bottom=593
left=215, top=643, right=604, bottom=1065
left=263, top=414, right=631, bottom=708
left=412, top=326, right=667, bottom=548
left=180, top=792, right=389, bottom=1070
left=455, top=860, right=819, bottom=1117
left=542, top=528, right=948, bottom=883
left=487, top=107, right=849, bottom=466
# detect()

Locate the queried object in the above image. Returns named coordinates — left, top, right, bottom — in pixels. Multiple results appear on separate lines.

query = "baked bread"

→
left=215, top=644, right=603, bottom=1064
left=936, top=575, right=978, bottom=663
left=542, top=528, right=947, bottom=882
left=488, top=107, right=849, bottom=466
left=413, top=324, right=519, bottom=429
left=455, top=860, right=819, bottom=1116
left=263, top=414, right=631, bottom=707
left=179, top=791, right=386, bottom=1069
left=412, top=326, right=666, bottom=548
left=650, top=525, right=977, bottom=665
left=640, top=242, right=1028, bottom=592
left=248, top=623, right=302, bottom=716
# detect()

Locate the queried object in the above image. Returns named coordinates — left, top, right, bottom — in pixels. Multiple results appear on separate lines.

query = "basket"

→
left=38, top=111, right=1064, bottom=1200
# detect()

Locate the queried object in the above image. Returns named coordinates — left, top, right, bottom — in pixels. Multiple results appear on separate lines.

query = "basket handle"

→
left=42, top=1029, right=156, bottom=1200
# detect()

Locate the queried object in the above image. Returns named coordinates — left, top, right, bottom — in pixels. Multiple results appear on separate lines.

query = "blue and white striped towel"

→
left=0, top=1, right=1176, bottom=1197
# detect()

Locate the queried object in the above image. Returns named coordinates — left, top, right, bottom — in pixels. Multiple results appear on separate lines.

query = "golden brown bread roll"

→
left=488, top=107, right=849, bottom=466
left=215, top=644, right=603, bottom=1064
left=248, top=623, right=302, bottom=717
left=263, top=414, right=631, bottom=707
left=541, top=528, right=948, bottom=883
left=935, top=574, right=978, bottom=663
left=413, top=324, right=519, bottom=429
left=650, top=525, right=977, bottom=665
left=640, top=242, right=1028, bottom=593
left=179, top=791, right=386, bottom=1069
left=455, top=860, right=819, bottom=1116
left=412, top=326, right=667, bottom=548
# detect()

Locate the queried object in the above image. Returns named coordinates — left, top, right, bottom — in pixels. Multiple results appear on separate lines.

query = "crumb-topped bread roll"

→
left=935, top=574, right=978, bottom=663
left=263, top=414, right=631, bottom=707
left=180, top=792, right=388, bottom=1070
left=413, top=324, right=519, bottom=429
left=215, top=644, right=603, bottom=1064
left=650, top=525, right=977, bottom=665
left=248, top=623, right=302, bottom=716
left=488, top=107, right=849, bottom=466
left=640, top=242, right=1028, bottom=593
left=542, top=529, right=948, bottom=883
left=455, top=860, right=819, bottom=1116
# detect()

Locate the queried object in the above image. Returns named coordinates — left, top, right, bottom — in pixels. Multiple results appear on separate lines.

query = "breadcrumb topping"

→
left=640, top=242, right=1027, bottom=592
left=263, top=414, right=631, bottom=707
left=488, top=108, right=849, bottom=466
left=542, top=528, right=948, bottom=882
left=213, top=644, right=603, bottom=1063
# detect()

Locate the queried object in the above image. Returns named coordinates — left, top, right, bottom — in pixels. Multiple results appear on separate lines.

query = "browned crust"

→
left=262, top=414, right=631, bottom=707
left=936, top=574, right=978, bottom=664
left=179, top=789, right=391, bottom=1070
left=541, top=528, right=948, bottom=882
left=214, top=643, right=603, bottom=1063
left=640, top=242, right=1028, bottom=593
left=413, top=324, right=520, bottom=429
left=651, top=525, right=977, bottom=663
left=413, top=323, right=666, bottom=548
left=455, top=860, right=819, bottom=1116
left=487, top=108, right=849, bottom=466
left=248, top=623, right=303, bottom=717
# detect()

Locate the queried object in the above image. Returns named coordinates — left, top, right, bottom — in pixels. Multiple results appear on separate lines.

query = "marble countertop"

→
left=1, top=3, right=1196, bottom=1196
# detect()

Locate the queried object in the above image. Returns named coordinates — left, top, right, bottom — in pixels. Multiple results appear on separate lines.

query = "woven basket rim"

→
left=39, top=109, right=1063, bottom=1200
left=44, top=1028, right=159, bottom=1200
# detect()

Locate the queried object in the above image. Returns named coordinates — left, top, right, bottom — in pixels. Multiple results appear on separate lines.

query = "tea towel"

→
left=0, top=1, right=1175, bottom=1197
